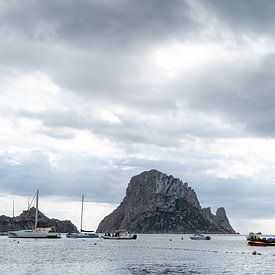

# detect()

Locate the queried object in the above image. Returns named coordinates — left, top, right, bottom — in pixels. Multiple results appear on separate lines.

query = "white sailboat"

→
left=66, top=195, right=99, bottom=238
left=8, top=190, right=61, bottom=238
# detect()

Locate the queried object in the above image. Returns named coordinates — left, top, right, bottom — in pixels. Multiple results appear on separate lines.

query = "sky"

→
left=1, top=0, right=275, bottom=234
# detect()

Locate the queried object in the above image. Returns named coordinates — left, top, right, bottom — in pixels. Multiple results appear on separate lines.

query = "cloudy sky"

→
left=1, top=0, right=275, bottom=233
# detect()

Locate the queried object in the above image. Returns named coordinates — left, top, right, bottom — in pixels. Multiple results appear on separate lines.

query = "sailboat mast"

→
left=12, top=200, right=14, bottom=218
left=12, top=200, right=15, bottom=229
left=80, top=194, right=84, bottom=232
left=35, top=190, right=39, bottom=228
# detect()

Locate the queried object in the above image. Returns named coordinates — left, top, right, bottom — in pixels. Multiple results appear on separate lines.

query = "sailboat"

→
left=66, top=195, right=99, bottom=238
left=8, top=190, right=61, bottom=238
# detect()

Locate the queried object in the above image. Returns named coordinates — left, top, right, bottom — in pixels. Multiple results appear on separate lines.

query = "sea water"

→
left=0, top=234, right=274, bottom=274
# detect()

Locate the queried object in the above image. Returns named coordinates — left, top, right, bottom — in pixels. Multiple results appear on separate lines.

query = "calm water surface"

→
left=0, top=234, right=274, bottom=274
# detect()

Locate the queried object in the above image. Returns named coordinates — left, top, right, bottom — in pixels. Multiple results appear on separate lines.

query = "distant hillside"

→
left=0, top=207, right=78, bottom=233
left=97, top=170, right=236, bottom=234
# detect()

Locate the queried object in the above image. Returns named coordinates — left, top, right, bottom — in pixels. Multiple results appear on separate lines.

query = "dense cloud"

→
left=1, top=0, right=275, bottom=231
left=203, top=0, right=275, bottom=34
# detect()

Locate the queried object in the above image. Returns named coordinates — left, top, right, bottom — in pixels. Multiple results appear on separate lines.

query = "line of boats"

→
left=5, top=191, right=137, bottom=240
left=5, top=191, right=275, bottom=245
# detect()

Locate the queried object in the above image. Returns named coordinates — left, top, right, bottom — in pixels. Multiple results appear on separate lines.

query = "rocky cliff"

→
left=0, top=207, right=78, bottom=233
left=97, top=170, right=236, bottom=234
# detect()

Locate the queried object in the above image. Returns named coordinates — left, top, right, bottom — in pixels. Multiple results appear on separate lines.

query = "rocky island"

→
left=97, top=170, right=236, bottom=234
left=0, top=207, right=78, bottom=233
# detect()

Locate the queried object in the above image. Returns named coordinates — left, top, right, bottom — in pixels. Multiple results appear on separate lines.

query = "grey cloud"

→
left=18, top=110, right=92, bottom=130
left=0, top=150, right=130, bottom=202
left=17, top=108, right=243, bottom=149
left=0, top=0, right=201, bottom=110
left=0, top=0, right=196, bottom=46
left=202, top=0, right=275, bottom=34
left=35, top=128, right=76, bottom=140
left=170, top=53, right=275, bottom=137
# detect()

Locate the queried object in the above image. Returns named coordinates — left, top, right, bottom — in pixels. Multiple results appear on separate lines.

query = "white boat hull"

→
left=8, top=228, right=61, bottom=238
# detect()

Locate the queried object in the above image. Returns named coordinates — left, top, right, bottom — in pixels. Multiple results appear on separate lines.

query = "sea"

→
left=0, top=234, right=274, bottom=274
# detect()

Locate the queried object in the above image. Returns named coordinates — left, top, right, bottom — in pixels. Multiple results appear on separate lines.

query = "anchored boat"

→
left=66, top=195, right=99, bottom=238
left=248, top=237, right=275, bottom=246
left=190, top=233, right=211, bottom=240
left=8, top=190, right=61, bottom=238
left=102, top=230, right=137, bottom=240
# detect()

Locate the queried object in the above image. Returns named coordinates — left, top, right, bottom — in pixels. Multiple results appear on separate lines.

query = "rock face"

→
left=97, top=170, right=236, bottom=234
left=0, top=207, right=78, bottom=233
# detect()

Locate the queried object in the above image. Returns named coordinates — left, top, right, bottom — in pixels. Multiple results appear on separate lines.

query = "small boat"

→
left=190, top=233, right=211, bottom=240
left=8, top=190, right=61, bottom=239
left=101, top=230, right=137, bottom=240
left=66, top=195, right=99, bottom=239
left=248, top=237, right=275, bottom=246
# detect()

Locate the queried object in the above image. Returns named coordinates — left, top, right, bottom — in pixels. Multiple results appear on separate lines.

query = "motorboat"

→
left=190, top=233, right=211, bottom=240
left=8, top=190, right=61, bottom=239
left=101, top=230, right=137, bottom=240
left=66, top=195, right=99, bottom=239
left=248, top=237, right=275, bottom=246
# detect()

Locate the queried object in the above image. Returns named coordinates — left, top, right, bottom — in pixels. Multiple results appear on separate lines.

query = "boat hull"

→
left=190, top=237, right=211, bottom=240
left=190, top=235, right=211, bottom=240
left=8, top=229, right=61, bottom=238
left=102, top=235, right=137, bottom=240
left=66, top=232, right=99, bottom=238
left=248, top=240, right=275, bottom=246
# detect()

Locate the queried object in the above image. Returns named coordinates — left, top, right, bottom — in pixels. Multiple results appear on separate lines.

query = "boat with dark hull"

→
left=190, top=233, right=211, bottom=240
left=248, top=237, right=275, bottom=246
left=102, top=230, right=137, bottom=240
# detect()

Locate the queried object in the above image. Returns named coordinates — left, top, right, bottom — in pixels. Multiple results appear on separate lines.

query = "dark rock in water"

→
left=97, top=169, right=236, bottom=234
left=0, top=207, right=78, bottom=233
